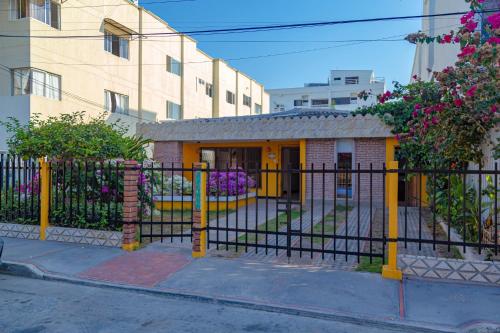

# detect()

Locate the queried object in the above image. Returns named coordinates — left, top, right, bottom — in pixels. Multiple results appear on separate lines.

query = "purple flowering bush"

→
left=207, top=170, right=256, bottom=196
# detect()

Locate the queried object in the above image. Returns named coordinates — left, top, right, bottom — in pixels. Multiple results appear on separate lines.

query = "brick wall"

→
left=153, top=141, right=183, bottom=166
left=354, top=138, right=386, bottom=205
left=305, top=139, right=336, bottom=200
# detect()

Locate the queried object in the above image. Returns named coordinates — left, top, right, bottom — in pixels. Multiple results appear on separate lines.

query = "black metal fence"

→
left=137, top=163, right=499, bottom=263
left=0, top=155, right=40, bottom=225
left=49, top=160, right=125, bottom=231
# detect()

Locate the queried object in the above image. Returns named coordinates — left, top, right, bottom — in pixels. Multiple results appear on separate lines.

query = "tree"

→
left=356, top=0, right=499, bottom=168
left=1, top=112, right=150, bottom=161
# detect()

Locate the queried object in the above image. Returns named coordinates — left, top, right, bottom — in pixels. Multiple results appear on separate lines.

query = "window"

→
left=166, top=101, right=182, bottom=120
left=254, top=103, right=262, bottom=115
left=243, top=94, right=251, bottom=107
left=226, top=90, right=235, bottom=104
left=10, top=0, right=60, bottom=29
left=311, top=98, right=329, bottom=106
left=337, top=153, right=353, bottom=198
left=104, top=90, right=129, bottom=115
left=200, top=147, right=262, bottom=187
left=104, top=31, right=129, bottom=59
left=205, top=83, right=213, bottom=98
left=345, top=76, right=359, bottom=85
left=167, top=55, right=182, bottom=76
left=331, top=97, right=350, bottom=105
left=293, top=99, right=308, bottom=107
left=12, top=68, right=61, bottom=100
left=273, top=103, right=285, bottom=112
left=333, top=77, right=341, bottom=81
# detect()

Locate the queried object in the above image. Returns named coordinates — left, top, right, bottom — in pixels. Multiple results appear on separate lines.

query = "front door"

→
left=281, top=147, right=300, bottom=199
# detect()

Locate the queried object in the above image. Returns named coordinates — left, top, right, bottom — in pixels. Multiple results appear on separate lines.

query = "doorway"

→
left=281, top=147, right=300, bottom=199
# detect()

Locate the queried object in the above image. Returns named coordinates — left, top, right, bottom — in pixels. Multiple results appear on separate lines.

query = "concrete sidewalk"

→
left=1, top=237, right=499, bottom=332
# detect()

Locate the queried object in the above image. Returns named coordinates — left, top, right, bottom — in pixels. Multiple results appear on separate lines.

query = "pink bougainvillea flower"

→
left=423, top=120, right=429, bottom=129
left=414, top=103, right=422, bottom=110
left=458, top=45, right=476, bottom=57
left=466, top=85, right=477, bottom=97
left=454, top=99, right=464, bottom=107
left=461, top=11, right=474, bottom=24
left=488, top=12, right=500, bottom=29
left=442, top=34, right=452, bottom=43
left=454, top=36, right=461, bottom=43
left=491, top=105, right=498, bottom=113
left=464, top=20, right=478, bottom=32
left=431, top=116, right=439, bottom=125
left=487, top=37, right=500, bottom=44
left=412, top=111, right=419, bottom=118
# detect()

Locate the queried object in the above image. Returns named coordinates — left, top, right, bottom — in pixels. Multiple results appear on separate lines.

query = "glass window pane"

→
left=120, top=38, right=129, bottom=59
left=46, top=73, right=60, bottom=100
left=337, top=153, right=352, bottom=198
left=31, top=70, right=45, bottom=97
left=50, top=1, right=60, bottom=29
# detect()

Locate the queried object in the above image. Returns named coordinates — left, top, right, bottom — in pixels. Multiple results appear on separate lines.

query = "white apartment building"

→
left=267, top=70, right=385, bottom=113
left=0, top=0, right=270, bottom=152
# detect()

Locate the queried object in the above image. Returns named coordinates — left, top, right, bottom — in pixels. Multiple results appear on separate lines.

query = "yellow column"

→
left=385, top=137, right=398, bottom=207
left=300, top=139, right=306, bottom=205
left=39, top=158, right=50, bottom=240
left=382, top=161, right=402, bottom=280
left=192, top=163, right=207, bottom=257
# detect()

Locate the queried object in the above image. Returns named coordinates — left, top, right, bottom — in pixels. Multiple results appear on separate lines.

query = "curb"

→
left=0, top=260, right=455, bottom=333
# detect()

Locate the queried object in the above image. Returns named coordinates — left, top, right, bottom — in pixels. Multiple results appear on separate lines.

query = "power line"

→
left=0, top=9, right=497, bottom=39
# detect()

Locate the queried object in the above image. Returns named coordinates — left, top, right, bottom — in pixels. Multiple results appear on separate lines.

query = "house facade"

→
left=138, top=110, right=397, bottom=204
left=0, top=0, right=270, bottom=152
left=267, top=70, right=385, bottom=113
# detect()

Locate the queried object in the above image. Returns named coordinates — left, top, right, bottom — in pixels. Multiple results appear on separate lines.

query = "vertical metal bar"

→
left=235, top=161, right=239, bottom=253
left=419, top=172, right=423, bottom=251
left=310, top=163, right=314, bottom=259
left=84, top=161, right=88, bottom=226
left=254, top=164, right=259, bottom=253
left=69, top=160, right=73, bottom=225
left=333, top=162, right=337, bottom=261
left=160, top=163, right=164, bottom=243
left=357, top=163, right=361, bottom=263
left=23, top=159, right=27, bottom=222
left=275, top=163, right=279, bottom=256
left=447, top=171, right=451, bottom=252
left=265, top=163, right=269, bottom=254
left=91, top=161, right=95, bottom=224
left=169, top=162, right=174, bottom=242
left=404, top=168, right=408, bottom=248
left=30, top=160, right=35, bottom=221
left=17, top=156, right=21, bottom=219
left=345, top=165, right=348, bottom=261
left=369, top=163, right=373, bottom=263
left=463, top=171, right=467, bottom=253
left=382, top=163, right=386, bottom=264
left=432, top=167, right=437, bottom=251
left=286, top=165, right=292, bottom=259
left=62, top=160, right=67, bottom=222
left=321, top=163, right=325, bottom=260
left=0, top=154, right=3, bottom=221
left=180, top=163, right=185, bottom=242
left=299, top=163, right=303, bottom=258
left=191, top=163, right=195, bottom=242
left=493, top=163, right=497, bottom=256
left=226, top=162, right=229, bottom=251
left=114, top=162, right=119, bottom=232
left=216, top=163, right=220, bottom=250
left=478, top=164, right=482, bottom=255
left=206, top=163, right=210, bottom=249
left=76, top=161, right=81, bottom=224
left=245, top=162, right=249, bottom=253
left=107, top=161, right=111, bottom=228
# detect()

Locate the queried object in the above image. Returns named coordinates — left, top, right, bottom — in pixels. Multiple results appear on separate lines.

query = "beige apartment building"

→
left=0, top=0, right=270, bottom=151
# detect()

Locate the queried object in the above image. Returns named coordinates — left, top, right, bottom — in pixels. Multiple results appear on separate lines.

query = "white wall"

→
left=411, top=0, right=469, bottom=81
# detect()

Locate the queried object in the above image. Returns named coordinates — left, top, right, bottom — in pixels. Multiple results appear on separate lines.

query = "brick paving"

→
left=78, top=251, right=191, bottom=287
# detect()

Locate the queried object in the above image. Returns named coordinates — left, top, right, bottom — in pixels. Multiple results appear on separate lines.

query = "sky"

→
left=142, top=0, right=428, bottom=90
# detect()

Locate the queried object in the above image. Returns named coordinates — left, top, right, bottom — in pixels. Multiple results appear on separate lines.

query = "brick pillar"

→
left=122, top=160, right=140, bottom=251
left=192, top=163, right=207, bottom=257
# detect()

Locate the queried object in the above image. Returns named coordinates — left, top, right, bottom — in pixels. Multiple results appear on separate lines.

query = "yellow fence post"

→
left=39, top=157, right=50, bottom=240
left=382, top=160, right=402, bottom=280
left=192, top=162, right=207, bottom=258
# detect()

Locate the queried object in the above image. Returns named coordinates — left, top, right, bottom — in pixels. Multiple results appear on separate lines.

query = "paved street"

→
left=0, top=274, right=406, bottom=333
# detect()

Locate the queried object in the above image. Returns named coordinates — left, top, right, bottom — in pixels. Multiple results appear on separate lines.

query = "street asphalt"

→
left=0, top=274, right=411, bottom=333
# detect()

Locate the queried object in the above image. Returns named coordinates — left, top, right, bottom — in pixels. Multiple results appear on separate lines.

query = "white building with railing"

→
left=267, top=70, right=386, bottom=113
